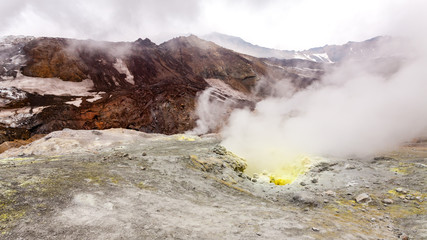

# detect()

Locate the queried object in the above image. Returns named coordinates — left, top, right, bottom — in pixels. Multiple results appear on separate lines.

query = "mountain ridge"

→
left=0, top=34, right=325, bottom=146
left=1, top=33, right=404, bottom=147
left=201, top=32, right=394, bottom=63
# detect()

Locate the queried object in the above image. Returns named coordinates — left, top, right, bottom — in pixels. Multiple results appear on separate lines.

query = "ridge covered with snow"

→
left=201, top=33, right=397, bottom=63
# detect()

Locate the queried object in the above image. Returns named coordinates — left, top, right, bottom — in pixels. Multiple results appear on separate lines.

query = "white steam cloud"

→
left=219, top=15, right=427, bottom=175
left=186, top=87, right=233, bottom=135
left=222, top=55, right=427, bottom=157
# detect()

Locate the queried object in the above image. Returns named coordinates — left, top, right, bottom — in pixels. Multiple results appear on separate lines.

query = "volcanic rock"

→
left=355, top=193, right=371, bottom=203
left=0, top=128, right=426, bottom=239
left=0, top=35, right=325, bottom=143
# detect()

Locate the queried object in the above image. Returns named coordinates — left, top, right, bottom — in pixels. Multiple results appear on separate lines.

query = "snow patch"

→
left=0, top=75, right=94, bottom=96
left=292, top=54, right=309, bottom=60
left=0, top=87, right=27, bottom=107
left=66, top=98, right=82, bottom=107
left=0, top=88, right=26, bottom=100
left=113, top=58, right=134, bottom=84
left=0, top=107, right=45, bottom=128
left=10, top=54, right=26, bottom=66
left=205, top=78, right=253, bottom=101
left=312, top=53, right=333, bottom=63
left=0, top=75, right=16, bottom=81
left=292, top=53, right=333, bottom=63
left=87, top=93, right=105, bottom=103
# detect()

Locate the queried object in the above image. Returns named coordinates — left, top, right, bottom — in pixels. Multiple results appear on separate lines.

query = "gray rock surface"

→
left=0, top=128, right=426, bottom=239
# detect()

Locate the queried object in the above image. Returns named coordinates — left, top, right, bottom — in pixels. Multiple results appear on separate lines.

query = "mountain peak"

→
left=161, top=34, right=219, bottom=51
left=134, top=38, right=156, bottom=47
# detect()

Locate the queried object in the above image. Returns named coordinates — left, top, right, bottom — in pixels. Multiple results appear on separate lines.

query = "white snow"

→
left=312, top=53, right=333, bottom=63
left=0, top=75, right=15, bottom=81
left=264, top=62, right=286, bottom=70
left=292, top=53, right=309, bottom=60
left=66, top=98, right=82, bottom=107
left=0, top=75, right=94, bottom=96
left=306, top=54, right=318, bottom=62
left=10, top=54, right=26, bottom=66
left=87, top=93, right=105, bottom=103
left=66, top=93, right=106, bottom=106
left=113, top=58, right=134, bottom=84
left=292, top=53, right=333, bottom=63
left=0, top=87, right=27, bottom=100
left=0, top=107, right=45, bottom=128
left=0, top=87, right=27, bottom=107
left=293, top=53, right=318, bottom=62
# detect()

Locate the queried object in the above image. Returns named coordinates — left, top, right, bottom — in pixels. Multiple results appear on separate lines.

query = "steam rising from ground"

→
left=186, top=88, right=233, bottom=135
left=216, top=1, right=427, bottom=177
left=187, top=78, right=256, bottom=135
left=218, top=37, right=427, bottom=175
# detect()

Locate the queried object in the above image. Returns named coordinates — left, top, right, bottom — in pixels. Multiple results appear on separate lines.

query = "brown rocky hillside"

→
left=0, top=35, right=324, bottom=144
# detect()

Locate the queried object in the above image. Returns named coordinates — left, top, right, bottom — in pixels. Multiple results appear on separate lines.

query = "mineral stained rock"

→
left=0, top=35, right=325, bottom=145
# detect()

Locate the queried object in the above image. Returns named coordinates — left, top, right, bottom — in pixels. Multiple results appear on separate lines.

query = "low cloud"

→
left=0, top=0, right=202, bottom=43
left=0, top=0, right=421, bottom=50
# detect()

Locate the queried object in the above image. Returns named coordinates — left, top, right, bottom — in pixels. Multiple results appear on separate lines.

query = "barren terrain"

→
left=0, top=129, right=425, bottom=239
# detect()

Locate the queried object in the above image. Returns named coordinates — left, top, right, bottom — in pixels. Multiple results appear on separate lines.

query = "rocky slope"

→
left=202, top=32, right=403, bottom=63
left=0, top=35, right=325, bottom=145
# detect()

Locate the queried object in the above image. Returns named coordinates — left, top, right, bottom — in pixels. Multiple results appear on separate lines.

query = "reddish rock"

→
left=0, top=134, right=45, bottom=154
left=1, top=35, right=324, bottom=142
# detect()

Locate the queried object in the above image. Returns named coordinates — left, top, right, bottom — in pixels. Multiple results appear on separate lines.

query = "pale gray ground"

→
left=0, top=129, right=426, bottom=239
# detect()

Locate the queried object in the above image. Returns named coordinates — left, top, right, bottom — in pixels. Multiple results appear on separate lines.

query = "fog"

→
left=216, top=3, right=427, bottom=175
left=0, top=0, right=201, bottom=44
left=186, top=88, right=233, bottom=135
left=0, top=0, right=417, bottom=50
left=219, top=36, right=427, bottom=175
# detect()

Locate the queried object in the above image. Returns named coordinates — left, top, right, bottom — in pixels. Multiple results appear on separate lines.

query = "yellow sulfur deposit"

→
left=270, top=156, right=311, bottom=185
left=221, top=143, right=317, bottom=186
left=177, top=135, right=196, bottom=141
left=250, top=155, right=312, bottom=185
left=269, top=176, right=293, bottom=185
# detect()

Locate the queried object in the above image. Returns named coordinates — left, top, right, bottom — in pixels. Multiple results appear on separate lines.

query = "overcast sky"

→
left=0, top=0, right=422, bottom=50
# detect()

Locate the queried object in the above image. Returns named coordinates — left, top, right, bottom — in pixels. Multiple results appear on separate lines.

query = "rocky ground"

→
left=0, top=129, right=425, bottom=239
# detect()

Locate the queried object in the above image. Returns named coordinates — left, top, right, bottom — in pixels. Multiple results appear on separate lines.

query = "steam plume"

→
left=186, top=87, right=233, bottom=135
left=220, top=37, right=427, bottom=174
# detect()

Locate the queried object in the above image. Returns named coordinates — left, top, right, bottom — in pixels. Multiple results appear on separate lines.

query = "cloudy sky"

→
left=0, top=0, right=422, bottom=50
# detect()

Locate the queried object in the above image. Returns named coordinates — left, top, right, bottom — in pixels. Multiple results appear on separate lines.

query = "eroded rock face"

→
left=0, top=126, right=31, bottom=144
left=22, top=38, right=88, bottom=82
left=21, top=36, right=262, bottom=92
left=29, top=86, right=199, bottom=135
left=0, top=35, right=325, bottom=143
